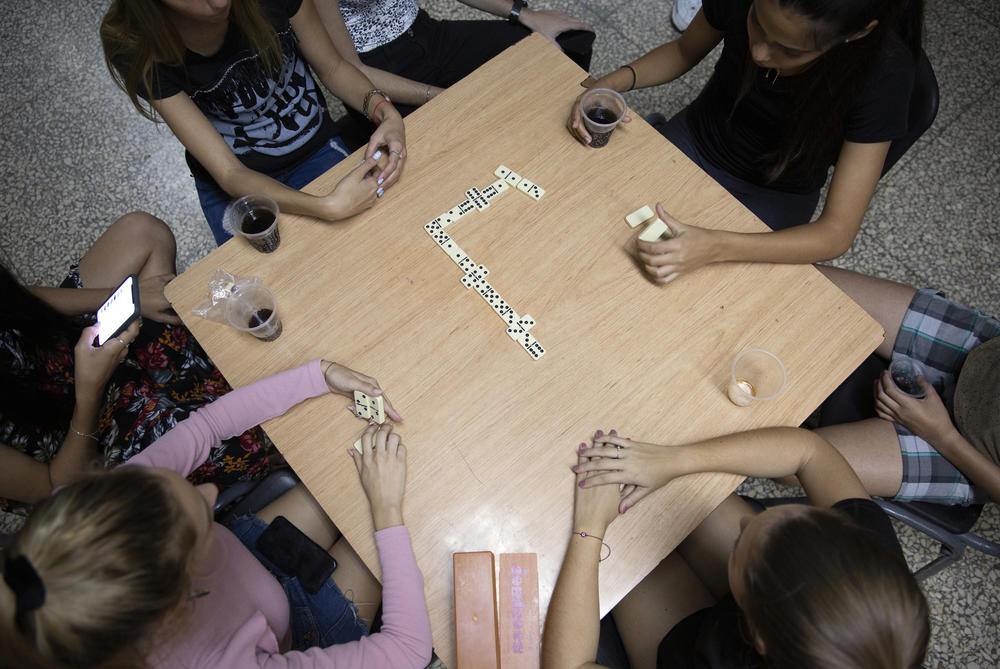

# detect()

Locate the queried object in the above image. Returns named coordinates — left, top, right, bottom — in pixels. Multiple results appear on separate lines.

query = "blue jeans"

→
left=196, top=137, right=351, bottom=245
left=654, top=109, right=821, bottom=231
left=229, top=515, right=369, bottom=650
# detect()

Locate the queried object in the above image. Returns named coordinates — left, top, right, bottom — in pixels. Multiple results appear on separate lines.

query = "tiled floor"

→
left=0, top=0, right=996, bottom=666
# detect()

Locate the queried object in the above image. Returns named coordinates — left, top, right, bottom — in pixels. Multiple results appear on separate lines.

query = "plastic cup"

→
left=579, top=88, right=627, bottom=148
left=727, top=349, right=787, bottom=406
left=225, top=284, right=282, bottom=342
left=224, top=195, right=281, bottom=253
left=888, top=358, right=927, bottom=398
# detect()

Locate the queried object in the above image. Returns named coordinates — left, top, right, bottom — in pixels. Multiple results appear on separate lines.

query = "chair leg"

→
left=914, top=543, right=965, bottom=581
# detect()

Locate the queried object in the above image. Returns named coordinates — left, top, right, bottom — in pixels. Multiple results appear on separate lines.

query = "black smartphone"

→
left=96, top=274, right=141, bottom=346
left=255, top=515, right=337, bottom=594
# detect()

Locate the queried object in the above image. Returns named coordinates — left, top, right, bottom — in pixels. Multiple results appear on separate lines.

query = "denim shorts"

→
left=196, top=136, right=350, bottom=245
left=228, top=515, right=369, bottom=650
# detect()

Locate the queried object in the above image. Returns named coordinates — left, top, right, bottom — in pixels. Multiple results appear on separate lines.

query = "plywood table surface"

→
left=166, top=34, right=882, bottom=667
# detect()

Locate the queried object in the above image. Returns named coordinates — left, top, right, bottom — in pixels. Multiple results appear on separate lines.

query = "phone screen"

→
left=97, top=276, right=139, bottom=346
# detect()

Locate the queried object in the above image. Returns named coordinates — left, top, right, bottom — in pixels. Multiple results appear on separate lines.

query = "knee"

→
left=111, top=211, right=176, bottom=254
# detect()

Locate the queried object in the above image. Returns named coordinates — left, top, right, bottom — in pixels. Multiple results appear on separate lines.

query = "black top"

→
left=687, top=0, right=915, bottom=193
left=655, top=498, right=903, bottom=669
left=138, top=0, right=335, bottom=184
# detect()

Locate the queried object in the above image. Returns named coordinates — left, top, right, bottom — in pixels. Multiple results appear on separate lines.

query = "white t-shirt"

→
left=338, top=0, right=420, bottom=52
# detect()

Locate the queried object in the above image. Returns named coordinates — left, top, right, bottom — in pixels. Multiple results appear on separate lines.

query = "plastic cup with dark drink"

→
left=225, top=284, right=283, bottom=342
left=224, top=195, right=281, bottom=253
left=889, top=358, right=927, bottom=398
left=579, top=88, right=627, bottom=148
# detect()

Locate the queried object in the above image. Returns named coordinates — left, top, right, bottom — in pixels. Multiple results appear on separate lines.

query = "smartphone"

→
left=255, top=515, right=337, bottom=594
left=96, top=275, right=141, bottom=346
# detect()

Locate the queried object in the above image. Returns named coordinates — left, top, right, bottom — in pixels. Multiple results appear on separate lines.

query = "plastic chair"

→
left=214, top=469, right=299, bottom=524
left=881, top=49, right=939, bottom=176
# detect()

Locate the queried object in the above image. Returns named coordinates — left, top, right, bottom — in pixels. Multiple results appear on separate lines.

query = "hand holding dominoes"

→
left=629, top=203, right=709, bottom=286
left=320, top=360, right=402, bottom=422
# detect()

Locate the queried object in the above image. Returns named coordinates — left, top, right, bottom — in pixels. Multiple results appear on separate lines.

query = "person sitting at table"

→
left=567, top=0, right=924, bottom=285
left=0, top=359, right=430, bottom=668
left=100, top=0, right=408, bottom=245
left=542, top=427, right=929, bottom=669
left=316, top=0, right=595, bottom=118
left=810, top=266, right=1000, bottom=506
left=0, top=212, right=274, bottom=511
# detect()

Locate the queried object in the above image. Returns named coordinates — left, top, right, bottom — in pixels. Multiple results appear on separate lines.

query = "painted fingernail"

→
left=610, top=429, right=617, bottom=435
left=571, top=465, right=579, bottom=472
left=373, top=150, right=382, bottom=160
left=377, top=177, right=384, bottom=185
left=377, top=187, right=384, bottom=197
left=579, top=481, right=586, bottom=487
left=621, top=505, right=628, bottom=513
left=596, top=430, right=604, bottom=437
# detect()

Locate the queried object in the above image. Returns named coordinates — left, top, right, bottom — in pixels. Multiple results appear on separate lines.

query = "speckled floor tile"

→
left=955, top=0, right=1000, bottom=29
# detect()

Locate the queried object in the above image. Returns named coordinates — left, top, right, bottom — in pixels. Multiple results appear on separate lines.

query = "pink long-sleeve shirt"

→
left=127, top=360, right=432, bottom=668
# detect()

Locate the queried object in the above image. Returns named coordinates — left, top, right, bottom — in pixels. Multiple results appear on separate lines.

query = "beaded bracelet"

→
left=361, top=88, right=387, bottom=120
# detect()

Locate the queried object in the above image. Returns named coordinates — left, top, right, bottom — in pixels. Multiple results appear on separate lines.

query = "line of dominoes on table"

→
left=423, top=165, right=547, bottom=361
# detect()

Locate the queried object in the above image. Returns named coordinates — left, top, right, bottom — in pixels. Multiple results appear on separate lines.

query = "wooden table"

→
left=166, top=34, right=882, bottom=667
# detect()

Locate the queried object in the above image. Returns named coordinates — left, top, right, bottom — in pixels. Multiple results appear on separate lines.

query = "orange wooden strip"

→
left=454, top=552, right=500, bottom=669
left=498, top=554, right=540, bottom=668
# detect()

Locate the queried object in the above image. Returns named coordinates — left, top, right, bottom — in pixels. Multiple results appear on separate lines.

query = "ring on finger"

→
left=616, top=445, right=622, bottom=459
left=390, top=150, right=404, bottom=159
left=115, top=337, right=128, bottom=348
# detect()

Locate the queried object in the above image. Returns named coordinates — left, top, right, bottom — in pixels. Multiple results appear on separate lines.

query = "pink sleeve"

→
left=249, top=526, right=432, bottom=669
left=125, top=360, right=330, bottom=476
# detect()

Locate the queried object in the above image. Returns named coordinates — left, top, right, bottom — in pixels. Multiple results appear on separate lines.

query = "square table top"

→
left=165, top=34, right=882, bottom=667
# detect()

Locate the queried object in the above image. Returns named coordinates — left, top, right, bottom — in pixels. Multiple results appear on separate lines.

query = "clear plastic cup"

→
left=888, top=358, right=927, bottom=398
left=727, top=349, right=787, bottom=406
left=224, top=195, right=281, bottom=253
left=225, top=284, right=282, bottom=342
left=579, top=88, right=627, bottom=148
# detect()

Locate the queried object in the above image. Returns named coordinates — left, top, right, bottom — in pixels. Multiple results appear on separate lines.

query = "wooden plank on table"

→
left=454, top=552, right=500, bottom=669
left=498, top=554, right=540, bottom=668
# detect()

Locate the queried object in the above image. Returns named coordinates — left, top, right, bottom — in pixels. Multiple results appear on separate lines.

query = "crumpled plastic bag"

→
left=192, top=269, right=262, bottom=323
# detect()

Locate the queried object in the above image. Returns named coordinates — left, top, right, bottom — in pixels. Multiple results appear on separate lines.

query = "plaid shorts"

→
left=893, top=289, right=1000, bottom=505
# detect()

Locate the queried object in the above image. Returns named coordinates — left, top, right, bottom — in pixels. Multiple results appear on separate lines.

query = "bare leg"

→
left=815, top=265, right=916, bottom=359
left=77, top=212, right=177, bottom=287
left=255, top=483, right=342, bottom=549
left=815, top=419, right=903, bottom=497
left=612, top=495, right=755, bottom=668
left=329, top=537, right=383, bottom=629
left=611, top=552, right=715, bottom=669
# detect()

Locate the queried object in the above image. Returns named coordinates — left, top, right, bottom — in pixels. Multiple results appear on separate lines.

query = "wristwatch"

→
left=508, top=0, right=527, bottom=24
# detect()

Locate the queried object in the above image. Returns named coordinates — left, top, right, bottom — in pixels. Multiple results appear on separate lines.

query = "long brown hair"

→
left=100, top=0, right=283, bottom=121
left=741, top=506, right=929, bottom=668
left=733, top=0, right=924, bottom=183
left=0, top=467, right=199, bottom=668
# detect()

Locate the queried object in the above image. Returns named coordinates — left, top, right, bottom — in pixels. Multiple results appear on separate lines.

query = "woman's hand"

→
left=322, top=360, right=403, bottom=421
left=73, top=321, right=139, bottom=400
left=566, top=90, right=631, bottom=146
left=138, top=274, right=182, bottom=324
left=577, top=432, right=681, bottom=513
left=321, top=155, right=382, bottom=220
left=635, top=203, right=719, bottom=285
left=875, top=370, right=955, bottom=445
left=572, top=436, right=624, bottom=536
left=366, top=106, right=406, bottom=189
left=350, top=422, right=407, bottom=530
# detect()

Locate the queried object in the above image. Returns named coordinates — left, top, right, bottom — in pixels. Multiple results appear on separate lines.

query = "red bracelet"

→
left=371, top=98, right=393, bottom=125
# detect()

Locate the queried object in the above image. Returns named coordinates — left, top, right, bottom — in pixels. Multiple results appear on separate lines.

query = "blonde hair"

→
left=742, top=506, right=929, bottom=669
left=0, top=467, right=198, bottom=668
left=100, top=0, right=283, bottom=121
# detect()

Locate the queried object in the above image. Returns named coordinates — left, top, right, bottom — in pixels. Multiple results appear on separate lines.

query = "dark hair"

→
left=100, top=0, right=283, bottom=122
left=0, top=265, right=82, bottom=430
left=735, top=0, right=924, bottom=182
left=741, top=506, right=930, bottom=669
left=0, top=467, right=199, bottom=668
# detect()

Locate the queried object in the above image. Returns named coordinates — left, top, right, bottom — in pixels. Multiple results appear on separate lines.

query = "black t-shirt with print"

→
left=686, top=0, right=915, bottom=193
left=139, top=0, right=335, bottom=183
left=655, top=498, right=904, bottom=669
